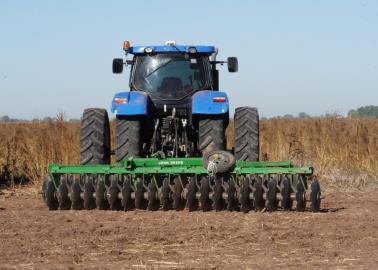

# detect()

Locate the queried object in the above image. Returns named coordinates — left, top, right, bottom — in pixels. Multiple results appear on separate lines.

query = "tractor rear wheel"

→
left=198, top=115, right=227, bottom=155
left=115, top=116, right=143, bottom=162
left=80, top=108, right=111, bottom=165
left=234, top=107, right=259, bottom=161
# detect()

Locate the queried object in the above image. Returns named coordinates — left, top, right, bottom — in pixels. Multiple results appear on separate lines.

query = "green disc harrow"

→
left=42, top=154, right=321, bottom=212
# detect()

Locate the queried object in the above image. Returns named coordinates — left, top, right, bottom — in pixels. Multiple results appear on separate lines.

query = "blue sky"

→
left=0, top=0, right=377, bottom=119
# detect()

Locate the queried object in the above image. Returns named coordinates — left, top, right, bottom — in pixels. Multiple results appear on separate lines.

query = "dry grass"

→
left=228, top=117, right=378, bottom=189
left=1, top=117, right=377, bottom=190
left=0, top=120, right=80, bottom=186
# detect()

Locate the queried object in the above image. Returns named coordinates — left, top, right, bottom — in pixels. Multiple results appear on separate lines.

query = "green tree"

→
left=348, top=105, right=378, bottom=118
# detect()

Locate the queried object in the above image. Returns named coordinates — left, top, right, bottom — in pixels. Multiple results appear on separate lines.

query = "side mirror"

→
left=112, top=58, right=124, bottom=73
left=227, top=57, right=238, bottom=72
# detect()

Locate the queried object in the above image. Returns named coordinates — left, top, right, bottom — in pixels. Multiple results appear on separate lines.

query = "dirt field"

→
left=0, top=189, right=378, bottom=270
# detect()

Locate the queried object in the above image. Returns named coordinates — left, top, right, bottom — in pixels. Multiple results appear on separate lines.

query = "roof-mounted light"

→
left=123, top=40, right=131, bottom=51
left=144, top=47, right=153, bottom=54
left=165, top=40, right=176, bottom=46
left=188, top=47, right=197, bottom=54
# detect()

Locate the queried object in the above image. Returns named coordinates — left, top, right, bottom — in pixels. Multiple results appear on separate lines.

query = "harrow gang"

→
left=42, top=157, right=321, bottom=212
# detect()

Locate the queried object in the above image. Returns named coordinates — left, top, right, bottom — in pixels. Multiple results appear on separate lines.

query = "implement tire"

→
left=198, top=115, right=227, bottom=155
left=234, top=107, right=259, bottom=161
left=80, top=108, right=111, bottom=165
left=115, top=116, right=143, bottom=162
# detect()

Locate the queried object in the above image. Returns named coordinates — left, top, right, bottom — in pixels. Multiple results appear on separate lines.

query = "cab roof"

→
left=128, top=45, right=216, bottom=55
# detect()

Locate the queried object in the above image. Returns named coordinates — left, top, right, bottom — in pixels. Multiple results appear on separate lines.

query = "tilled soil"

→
left=1, top=190, right=378, bottom=270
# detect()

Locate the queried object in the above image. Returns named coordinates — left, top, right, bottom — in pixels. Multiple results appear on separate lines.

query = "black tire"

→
left=310, top=179, right=321, bottom=212
left=83, top=176, right=96, bottom=210
left=95, top=178, right=108, bottom=210
left=199, top=177, right=211, bottom=211
left=71, top=178, right=83, bottom=210
left=80, top=108, right=111, bottom=165
left=266, top=177, right=278, bottom=211
left=115, top=116, right=143, bottom=162
left=202, top=150, right=236, bottom=173
left=234, top=107, right=259, bottom=161
left=172, top=178, right=184, bottom=210
left=186, top=177, right=198, bottom=211
left=57, top=176, right=71, bottom=210
left=198, top=115, right=227, bottom=155
left=280, top=176, right=292, bottom=211
left=42, top=176, right=58, bottom=210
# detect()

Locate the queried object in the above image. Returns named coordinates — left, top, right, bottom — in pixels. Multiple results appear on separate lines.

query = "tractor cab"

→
left=132, top=52, right=210, bottom=100
left=112, top=41, right=238, bottom=114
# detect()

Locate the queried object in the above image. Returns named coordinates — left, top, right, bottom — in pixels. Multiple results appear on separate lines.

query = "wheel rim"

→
left=203, top=150, right=236, bottom=173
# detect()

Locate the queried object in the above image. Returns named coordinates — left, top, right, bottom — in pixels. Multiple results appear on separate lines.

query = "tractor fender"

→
left=192, top=90, right=229, bottom=115
left=111, top=91, right=149, bottom=116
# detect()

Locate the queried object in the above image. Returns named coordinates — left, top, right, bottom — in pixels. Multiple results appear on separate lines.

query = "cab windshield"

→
left=132, top=54, right=210, bottom=99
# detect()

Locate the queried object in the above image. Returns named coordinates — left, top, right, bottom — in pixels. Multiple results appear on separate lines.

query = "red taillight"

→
left=212, top=97, right=226, bottom=102
left=114, top=98, right=127, bottom=104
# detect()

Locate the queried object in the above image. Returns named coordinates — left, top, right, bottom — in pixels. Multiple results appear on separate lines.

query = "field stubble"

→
left=0, top=117, right=377, bottom=191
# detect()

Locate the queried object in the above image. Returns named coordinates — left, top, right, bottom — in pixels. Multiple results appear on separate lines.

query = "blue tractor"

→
left=42, top=41, right=321, bottom=212
left=80, top=41, right=259, bottom=165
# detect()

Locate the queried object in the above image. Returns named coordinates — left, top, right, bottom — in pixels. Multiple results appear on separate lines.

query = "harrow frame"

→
left=48, top=158, right=313, bottom=176
left=43, top=157, right=321, bottom=212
